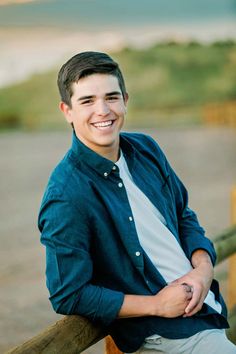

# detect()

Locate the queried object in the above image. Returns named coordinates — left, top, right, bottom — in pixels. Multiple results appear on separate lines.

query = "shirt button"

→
left=118, top=182, right=123, bottom=188
left=129, top=216, right=133, bottom=221
left=104, top=172, right=108, bottom=177
left=112, top=165, right=117, bottom=170
left=135, top=251, right=141, bottom=257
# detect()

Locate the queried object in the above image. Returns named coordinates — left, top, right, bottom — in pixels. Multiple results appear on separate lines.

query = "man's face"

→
left=60, top=73, right=128, bottom=158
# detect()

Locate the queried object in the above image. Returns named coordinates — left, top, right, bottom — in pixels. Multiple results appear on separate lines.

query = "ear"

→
left=59, top=101, right=73, bottom=124
left=124, top=92, right=129, bottom=106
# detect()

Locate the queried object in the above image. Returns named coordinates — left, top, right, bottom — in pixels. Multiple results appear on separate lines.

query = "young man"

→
left=38, top=51, right=236, bottom=353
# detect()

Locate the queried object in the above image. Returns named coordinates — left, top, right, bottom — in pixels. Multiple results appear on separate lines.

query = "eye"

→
left=107, top=96, right=119, bottom=101
left=81, top=99, right=93, bottom=105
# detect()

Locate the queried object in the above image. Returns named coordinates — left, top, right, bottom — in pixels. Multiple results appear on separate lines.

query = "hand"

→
left=152, top=283, right=193, bottom=318
left=171, top=251, right=214, bottom=317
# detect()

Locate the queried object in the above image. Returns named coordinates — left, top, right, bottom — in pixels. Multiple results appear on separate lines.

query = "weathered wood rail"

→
left=6, top=188, right=236, bottom=354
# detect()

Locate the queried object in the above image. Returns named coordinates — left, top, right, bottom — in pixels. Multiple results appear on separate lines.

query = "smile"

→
left=92, top=120, right=114, bottom=128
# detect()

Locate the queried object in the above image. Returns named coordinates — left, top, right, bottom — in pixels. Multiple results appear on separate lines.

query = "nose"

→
left=96, top=100, right=110, bottom=116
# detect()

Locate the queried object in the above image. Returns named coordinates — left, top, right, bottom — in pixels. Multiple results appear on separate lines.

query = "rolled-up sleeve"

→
left=38, top=192, right=124, bottom=326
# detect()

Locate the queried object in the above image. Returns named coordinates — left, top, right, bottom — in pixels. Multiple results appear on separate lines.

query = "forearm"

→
left=118, top=283, right=193, bottom=319
left=118, top=294, right=155, bottom=318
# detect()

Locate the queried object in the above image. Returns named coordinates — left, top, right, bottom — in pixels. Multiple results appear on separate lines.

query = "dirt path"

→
left=0, top=127, right=235, bottom=353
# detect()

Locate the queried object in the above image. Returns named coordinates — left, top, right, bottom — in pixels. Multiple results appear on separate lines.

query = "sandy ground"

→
left=0, top=126, right=235, bottom=353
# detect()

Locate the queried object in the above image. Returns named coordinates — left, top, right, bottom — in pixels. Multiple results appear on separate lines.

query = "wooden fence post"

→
left=105, top=336, right=123, bottom=354
left=228, top=186, right=236, bottom=309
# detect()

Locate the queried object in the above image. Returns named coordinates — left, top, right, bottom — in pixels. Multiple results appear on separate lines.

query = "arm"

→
left=142, top=135, right=216, bottom=316
left=168, top=164, right=217, bottom=265
left=38, top=194, right=124, bottom=326
left=143, top=134, right=217, bottom=266
left=39, top=193, right=193, bottom=322
left=164, top=150, right=215, bottom=316
left=118, top=283, right=193, bottom=319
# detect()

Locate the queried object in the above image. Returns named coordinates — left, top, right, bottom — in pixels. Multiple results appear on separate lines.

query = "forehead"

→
left=71, top=73, right=121, bottom=97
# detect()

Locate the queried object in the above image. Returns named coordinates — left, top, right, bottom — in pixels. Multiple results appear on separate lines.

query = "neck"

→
left=74, top=131, right=121, bottom=162
left=95, top=144, right=120, bottom=162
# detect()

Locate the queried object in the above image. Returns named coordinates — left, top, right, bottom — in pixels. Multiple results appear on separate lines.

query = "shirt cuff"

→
left=94, top=288, right=125, bottom=326
left=183, top=236, right=216, bottom=266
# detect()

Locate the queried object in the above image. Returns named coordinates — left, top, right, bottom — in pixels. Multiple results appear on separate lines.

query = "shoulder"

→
left=121, top=131, right=161, bottom=148
left=39, top=149, right=84, bottom=208
left=121, top=131, right=166, bottom=160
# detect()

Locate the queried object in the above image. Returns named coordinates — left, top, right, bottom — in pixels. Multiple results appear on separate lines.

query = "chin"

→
left=97, top=139, right=116, bottom=147
left=97, top=134, right=118, bottom=145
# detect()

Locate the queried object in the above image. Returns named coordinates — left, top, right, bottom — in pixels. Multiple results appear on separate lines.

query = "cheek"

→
left=114, top=104, right=126, bottom=116
left=73, top=108, right=91, bottom=122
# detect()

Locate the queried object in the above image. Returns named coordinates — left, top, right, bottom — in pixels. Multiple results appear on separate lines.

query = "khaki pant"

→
left=132, top=329, right=236, bottom=354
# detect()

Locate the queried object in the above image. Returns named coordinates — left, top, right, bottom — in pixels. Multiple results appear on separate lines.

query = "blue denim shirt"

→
left=38, top=132, right=228, bottom=353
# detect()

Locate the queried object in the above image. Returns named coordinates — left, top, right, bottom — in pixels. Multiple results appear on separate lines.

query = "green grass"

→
left=1, top=40, right=236, bottom=130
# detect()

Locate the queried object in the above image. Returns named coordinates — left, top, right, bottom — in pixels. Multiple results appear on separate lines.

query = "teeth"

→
left=93, top=120, right=113, bottom=128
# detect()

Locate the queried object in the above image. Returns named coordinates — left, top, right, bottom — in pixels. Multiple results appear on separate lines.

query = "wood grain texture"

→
left=6, top=315, right=104, bottom=354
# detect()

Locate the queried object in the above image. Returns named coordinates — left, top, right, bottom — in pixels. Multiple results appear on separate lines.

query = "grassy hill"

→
left=1, top=40, right=236, bottom=130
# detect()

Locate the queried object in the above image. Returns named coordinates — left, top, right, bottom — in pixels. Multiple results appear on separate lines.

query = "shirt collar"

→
left=70, top=131, right=135, bottom=178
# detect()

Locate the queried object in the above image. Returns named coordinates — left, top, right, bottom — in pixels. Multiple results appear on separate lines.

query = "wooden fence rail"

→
left=6, top=188, right=236, bottom=354
left=6, top=316, right=105, bottom=354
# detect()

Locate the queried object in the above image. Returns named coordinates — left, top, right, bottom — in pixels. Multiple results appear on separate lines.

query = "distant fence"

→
left=6, top=187, right=236, bottom=354
left=203, top=101, right=236, bottom=127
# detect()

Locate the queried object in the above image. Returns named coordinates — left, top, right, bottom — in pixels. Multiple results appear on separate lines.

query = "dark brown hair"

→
left=57, top=51, right=127, bottom=107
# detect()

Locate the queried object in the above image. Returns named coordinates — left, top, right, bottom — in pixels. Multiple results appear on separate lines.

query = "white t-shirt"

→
left=116, top=150, right=221, bottom=314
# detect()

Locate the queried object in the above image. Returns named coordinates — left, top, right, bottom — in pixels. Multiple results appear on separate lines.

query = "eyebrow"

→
left=106, top=91, right=122, bottom=97
left=77, top=91, right=122, bottom=101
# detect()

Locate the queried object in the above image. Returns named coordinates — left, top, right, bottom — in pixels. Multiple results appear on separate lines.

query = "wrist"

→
left=148, top=292, right=165, bottom=317
left=191, top=249, right=213, bottom=268
left=147, top=295, right=160, bottom=316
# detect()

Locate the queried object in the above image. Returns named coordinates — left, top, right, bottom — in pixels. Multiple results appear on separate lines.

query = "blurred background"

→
left=0, top=0, right=236, bottom=352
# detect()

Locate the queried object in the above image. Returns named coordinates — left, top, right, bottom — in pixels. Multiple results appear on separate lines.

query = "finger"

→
left=181, top=283, right=193, bottom=293
left=180, top=284, right=193, bottom=301
left=183, top=307, right=201, bottom=317
left=186, top=291, right=193, bottom=301
left=183, top=299, right=204, bottom=317
left=185, top=299, right=198, bottom=314
left=184, top=288, right=201, bottom=314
